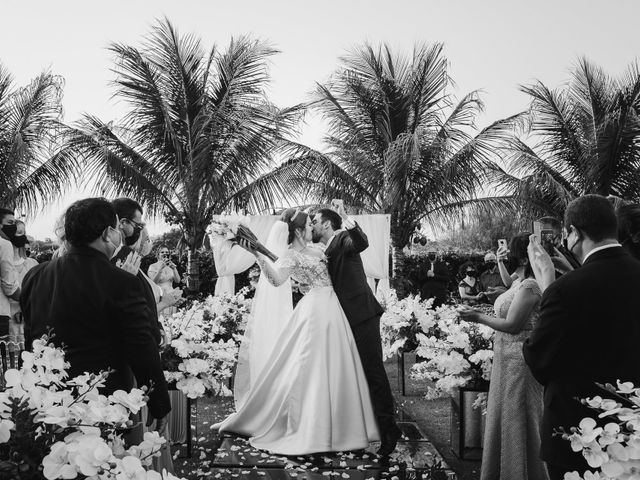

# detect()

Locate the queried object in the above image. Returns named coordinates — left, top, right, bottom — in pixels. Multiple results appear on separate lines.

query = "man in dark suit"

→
left=312, top=204, right=402, bottom=456
left=21, top=197, right=171, bottom=431
left=110, top=198, right=171, bottom=345
left=418, top=249, right=449, bottom=307
left=523, top=194, right=640, bottom=479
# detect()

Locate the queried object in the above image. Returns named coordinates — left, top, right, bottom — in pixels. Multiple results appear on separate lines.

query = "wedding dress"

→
left=215, top=246, right=380, bottom=455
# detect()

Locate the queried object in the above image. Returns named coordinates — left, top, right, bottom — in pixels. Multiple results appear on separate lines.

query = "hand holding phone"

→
left=497, top=239, right=507, bottom=249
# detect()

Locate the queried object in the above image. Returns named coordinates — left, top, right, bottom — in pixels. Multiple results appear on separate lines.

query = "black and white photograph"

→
left=1, top=1, right=640, bottom=479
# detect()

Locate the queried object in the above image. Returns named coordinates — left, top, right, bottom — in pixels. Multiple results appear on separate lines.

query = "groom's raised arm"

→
left=341, top=218, right=369, bottom=254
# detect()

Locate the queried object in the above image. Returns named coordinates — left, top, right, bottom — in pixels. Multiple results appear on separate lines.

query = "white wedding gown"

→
left=216, top=247, right=380, bottom=455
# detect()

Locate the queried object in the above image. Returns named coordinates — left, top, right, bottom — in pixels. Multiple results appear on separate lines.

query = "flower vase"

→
left=168, top=388, right=188, bottom=444
left=450, top=384, right=488, bottom=460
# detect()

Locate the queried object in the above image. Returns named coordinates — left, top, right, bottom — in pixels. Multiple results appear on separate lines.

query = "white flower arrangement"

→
left=162, top=289, right=250, bottom=399
left=410, top=308, right=494, bottom=399
left=379, top=290, right=442, bottom=360
left=0, top=336, right=185, bottom=480
left=562, top=381, right=640, bottom=480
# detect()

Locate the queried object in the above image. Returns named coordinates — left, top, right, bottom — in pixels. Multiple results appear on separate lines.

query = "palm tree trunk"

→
left=185, top=248, right=201, bottom=294
left=390, top=229, right=408, bottom=299
left=184, top=225, right=207, bottom=294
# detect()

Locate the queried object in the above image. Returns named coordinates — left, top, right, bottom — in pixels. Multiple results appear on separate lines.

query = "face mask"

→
left=125, top=223, right=142, bottom=246
left=11, top=235, right=27, bottom=248
left=428, top=254, right=436, bottom=261
left=2, top=224, right=17, bottom=239
left=567, top=228, right=580, bottom=254
left=107, top=227, right=122, bottom=258
left=485, top=262, right=496, bottom=270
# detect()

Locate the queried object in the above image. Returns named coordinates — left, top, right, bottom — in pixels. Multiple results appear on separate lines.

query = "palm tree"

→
left=64, top=19, right=301, bottom=291
left=268, top=43, right=517, bottom=295
left=0, top=65, right=77, bottom=213
left=495, top=58, right=640, bottom=219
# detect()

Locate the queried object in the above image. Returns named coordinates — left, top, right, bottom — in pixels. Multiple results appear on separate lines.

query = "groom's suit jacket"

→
left=324, top=224, right=384, bottom=327
left=523, top=246, right=640, bottom=471
left=21, top=245, right=171, bottom=419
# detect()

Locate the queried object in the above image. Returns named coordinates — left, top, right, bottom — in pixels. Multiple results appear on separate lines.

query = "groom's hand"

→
left=331, top=199, right=348, bottom=220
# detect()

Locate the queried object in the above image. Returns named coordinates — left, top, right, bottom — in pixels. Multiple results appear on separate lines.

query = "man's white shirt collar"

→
left=582, top=243, right=622, bottom=263
left=326, top=229, right=344, bottom=250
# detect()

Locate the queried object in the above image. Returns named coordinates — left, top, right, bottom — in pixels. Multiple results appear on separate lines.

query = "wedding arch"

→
left=208, top=214, right=391, bottom=297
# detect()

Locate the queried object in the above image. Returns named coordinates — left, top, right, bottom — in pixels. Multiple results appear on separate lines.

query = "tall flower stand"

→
left=168, top=389, right=196, bottom=458
left=450, top=384, right=488, bottom=460
left=397, top=350, right=407, bottom=396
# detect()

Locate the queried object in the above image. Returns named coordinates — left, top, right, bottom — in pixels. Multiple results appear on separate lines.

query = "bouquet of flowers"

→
left=379, top=291, right=448, bottom=360
left=561, top=380, right=640, bottom=480
left=209, top=215, right=277, bottom=261
left=0, top=335, right=184, bottom=480
left=162, top=289, right=250, bottom=399
left=411, top=307, right=494, bottom=399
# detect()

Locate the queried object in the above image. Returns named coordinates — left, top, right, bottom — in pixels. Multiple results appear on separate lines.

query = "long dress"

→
left=216, top=248, right=380, bottom=455
left=481, top=278, right=549, bottom=480
left=148, top=262, right=177, bottom=315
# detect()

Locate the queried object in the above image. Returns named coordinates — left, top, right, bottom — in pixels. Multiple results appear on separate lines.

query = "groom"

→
left=312, top=203, right=402, bottom=456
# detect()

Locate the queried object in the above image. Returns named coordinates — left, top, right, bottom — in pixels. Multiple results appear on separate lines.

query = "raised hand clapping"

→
left=116, top=251, right=141, bottom=275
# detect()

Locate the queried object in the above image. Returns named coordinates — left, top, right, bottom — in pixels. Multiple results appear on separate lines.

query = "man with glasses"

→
left=111, top=198, right=164, bottom=343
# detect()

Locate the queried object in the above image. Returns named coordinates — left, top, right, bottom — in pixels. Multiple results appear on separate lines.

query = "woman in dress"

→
left=458, top=233, right=549, bottom=480
left=458, top=261, right=484, bottom=304
left=214, top=208, right=379, bottom=455
left=148, top=245, right=181, bottom=315
left=8, top=221, right=38, bottom=348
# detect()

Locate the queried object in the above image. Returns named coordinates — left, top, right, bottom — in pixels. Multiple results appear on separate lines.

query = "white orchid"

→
left=2, top=337, right=187, bottom=480
left=563, top=380, right=640, bottom=479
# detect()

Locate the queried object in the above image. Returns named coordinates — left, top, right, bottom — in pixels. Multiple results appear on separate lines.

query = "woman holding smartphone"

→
left=458, top=233, right=548, bottom=480
left=148, top=245, right=181, bottom=315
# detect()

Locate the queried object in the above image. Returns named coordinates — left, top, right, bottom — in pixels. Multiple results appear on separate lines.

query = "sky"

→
left=2, top=0, right=640, bottom=239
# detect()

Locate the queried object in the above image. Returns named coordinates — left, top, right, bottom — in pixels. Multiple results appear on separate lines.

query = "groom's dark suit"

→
left=523, top=246, right=640, bottom=475
left=324, top=224, right=397, bottom=436
left=21, top=245, right=171, bottom=419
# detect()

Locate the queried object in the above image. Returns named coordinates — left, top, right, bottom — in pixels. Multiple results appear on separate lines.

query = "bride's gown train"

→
left=215, top=248, right=380, bottom=455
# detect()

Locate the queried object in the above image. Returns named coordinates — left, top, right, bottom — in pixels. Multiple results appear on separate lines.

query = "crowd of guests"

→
left=3, top=193, right=640, bottom=478
left=452, top=194, right=640, bottom=480
left=0, top=197, right=188, bottom=474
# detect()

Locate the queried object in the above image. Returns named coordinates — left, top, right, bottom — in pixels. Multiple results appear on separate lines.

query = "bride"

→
left=214, top=208, right=380, bottom=455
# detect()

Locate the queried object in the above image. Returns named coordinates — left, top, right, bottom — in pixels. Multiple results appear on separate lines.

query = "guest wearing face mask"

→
left=0, top=208, right=21, bottom=339
left=418, top=249, right=449, bottom=307
left=524, top=195, right=640, bottom=478
left=7, top=220, right=38, bottom=348
left=110, top=198, right=181, bottom=473
left=20, top=198, right=171, bottom=438
left=110, top=198, right=181, bottom=346
left=479, top=252, right=506, bottom=305
left=458, top=261, right=484, bottom=304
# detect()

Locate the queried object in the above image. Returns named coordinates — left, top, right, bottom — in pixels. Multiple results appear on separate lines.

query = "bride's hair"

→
left=280, top=208, right=308, bottom=244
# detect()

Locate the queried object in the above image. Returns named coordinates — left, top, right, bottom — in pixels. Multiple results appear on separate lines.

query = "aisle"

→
left=172, top=396, right=456, bottom=479
left=206, top=419, right=455, bottom=479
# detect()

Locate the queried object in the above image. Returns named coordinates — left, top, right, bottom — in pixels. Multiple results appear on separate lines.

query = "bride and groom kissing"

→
left=214, top=202, right=402, bottom=457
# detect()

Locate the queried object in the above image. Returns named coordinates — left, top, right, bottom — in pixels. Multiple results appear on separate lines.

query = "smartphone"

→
left=497, top=239, right=507, bottom=249
left=534, top=218, right=562, bottom=255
